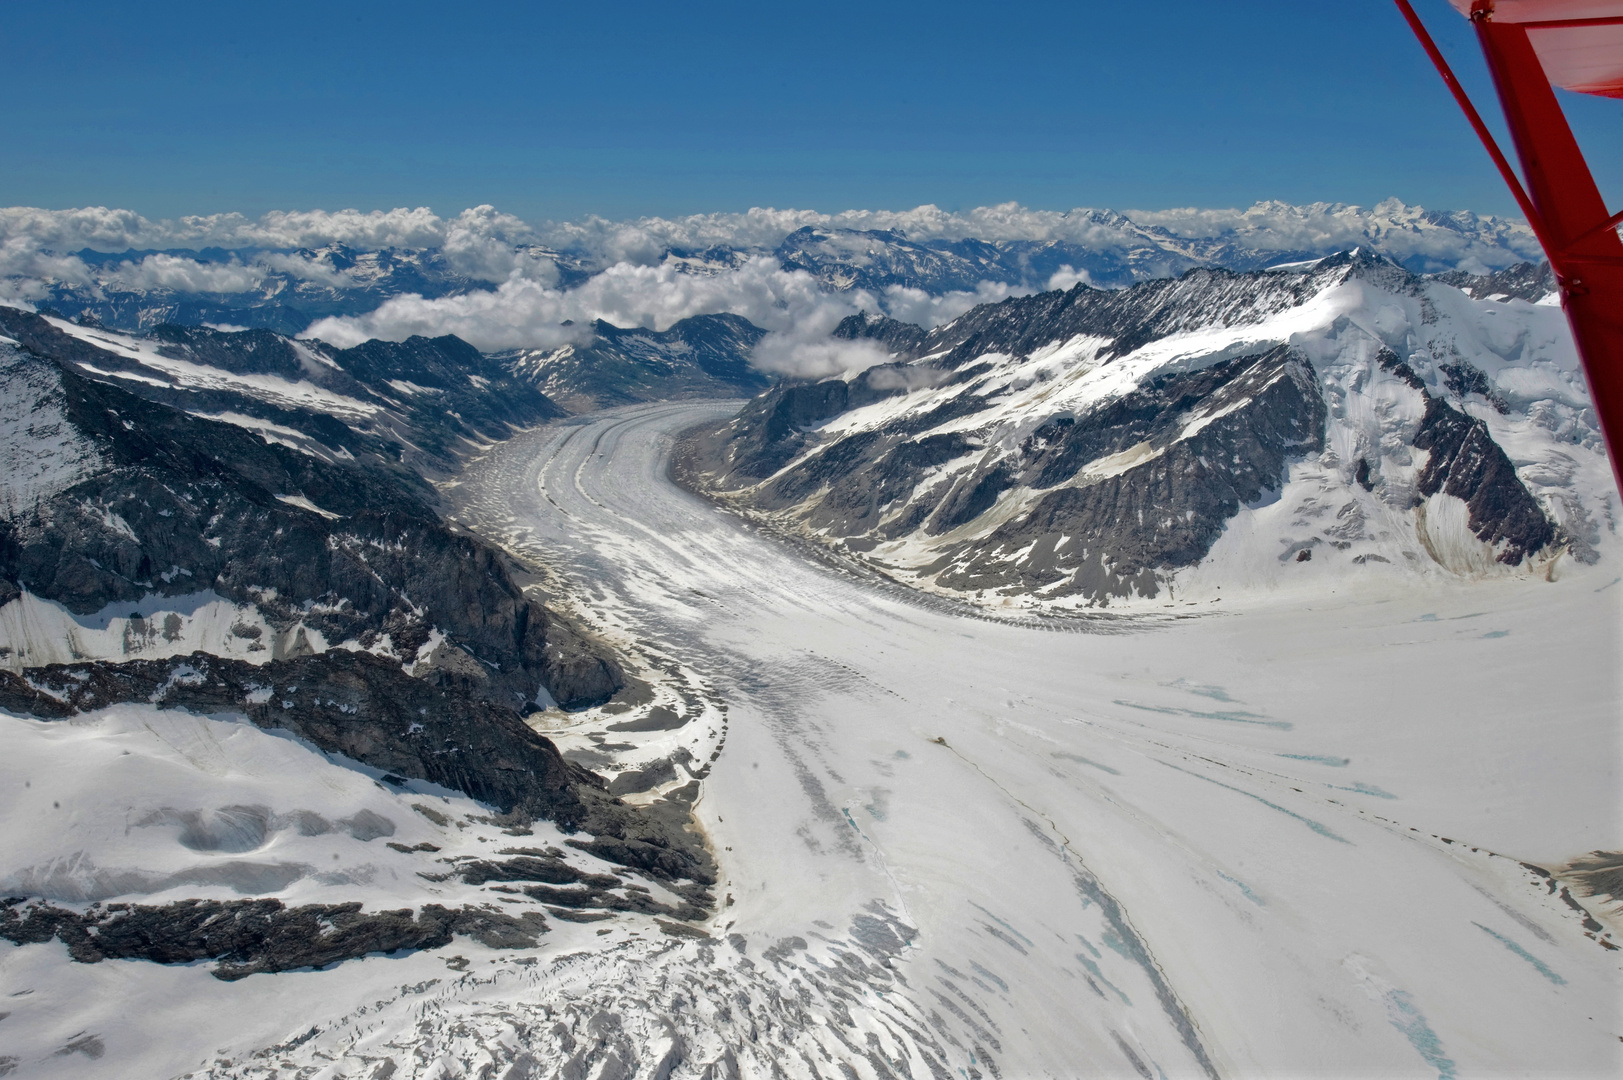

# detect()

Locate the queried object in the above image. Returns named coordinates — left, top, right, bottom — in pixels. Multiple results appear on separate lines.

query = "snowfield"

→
left=39, top=316, right=383, bottom=422
left=5, top=401, right=1615, bottom=1079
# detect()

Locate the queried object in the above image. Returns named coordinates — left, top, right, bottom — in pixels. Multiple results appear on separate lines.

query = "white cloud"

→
left=0, top=237, right=96, bottom=294
left=105, top=254, right=265, bottom=294
left=303, top=256, right=877, bottom=351
left=299, top=252, right=1012, bottom=378
left=1045, top=265, right=1094, bottom=291
left=879, top=281, right=1027, bottom=328
left=0, top=204, right=451, bottom=254
left=0, top=202, right=569, bottom=294
left=0, top=197, right=1549, bottom=368
left=441, top=206, right=558, bottom=284
left=0, top=244, right=358, bottom=297
left=245, top=206, right=447, bottom=249
left=0, top=205, right=175, bottom=253
left=526, top=203, right=1144, bottom=265
left=0, top=198, right=1541, bottom=272
left=251, top=251, right=358, bottom=288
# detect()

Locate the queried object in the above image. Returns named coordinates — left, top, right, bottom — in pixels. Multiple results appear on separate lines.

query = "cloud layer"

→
left=0, top=204, right=557, bottom=303
left=2, top=196, right=1540, bottom=272
left=300, top=256, right=1021, bottom=380
left=1, top=197, right=1549, bottom=378
left=529, top=197, right=1541, bottom=272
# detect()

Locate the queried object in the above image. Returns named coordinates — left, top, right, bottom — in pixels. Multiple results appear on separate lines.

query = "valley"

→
left=0, top=237, right=1617, bottom=1079
left=6, top=401, right=1614, bottom=1078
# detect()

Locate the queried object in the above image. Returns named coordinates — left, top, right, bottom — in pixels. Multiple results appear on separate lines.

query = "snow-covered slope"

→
left=0, top=342, right=105, bottom=519
left=10, top=403, right=1611, bottom=1080
left=0, top=306, right=563, bottom=473
left=681, top=252, right=1612, bottom=608
left=0, top=325, right=617, bottom=710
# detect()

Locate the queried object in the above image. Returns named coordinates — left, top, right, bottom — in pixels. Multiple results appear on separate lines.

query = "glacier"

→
left=3, top=400, right=1616, bottom=1079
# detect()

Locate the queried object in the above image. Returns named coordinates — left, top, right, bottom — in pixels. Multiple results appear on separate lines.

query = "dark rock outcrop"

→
left=1413, top=394, right=1556, bottom=564
left=0, top=650, right=592, bottom=824
left=688, top=374, right=906, bottom=484
left=457, top=848, right=708, bottom=921
left=1377, top=346, right=1558, bottom=563
left=722, top=348, right=1323, bottom=601
left=685, top=335, right=1328, bottom=600
left=327, top=332, right=564, bottom=457
left=678, top=252, right=1567, bottom=603
left=1, top=896, right=547, bottom=980
left=0, top=650, right=713, bottom=887
left=0, top=345, right=618, bottom=709
left=932, top=348, right=1326, bottom=596
left=504, top=313, right=771, bottom=412
left=1434, top=260, right=1556, bottom=303
left=832, top=311, right=929, bottom=356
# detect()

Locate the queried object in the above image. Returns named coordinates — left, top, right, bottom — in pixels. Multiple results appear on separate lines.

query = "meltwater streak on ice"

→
left=446, top=404, right=1225, bottom=1078
left=439, top=403, right=1621, bottom=1078
left=451, top=404, right=1616, bottom=1078
left=54, top=400, right=1615, bottom=1080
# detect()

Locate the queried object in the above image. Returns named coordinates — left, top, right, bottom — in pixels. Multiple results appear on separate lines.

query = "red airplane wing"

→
left=1447, top=0, right=1623, bottom=97
left=1407, top=0, right=1623, bottom=485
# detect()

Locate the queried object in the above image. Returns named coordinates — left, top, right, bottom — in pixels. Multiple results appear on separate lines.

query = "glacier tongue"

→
left=4, top=402, right=1619, bottom=1079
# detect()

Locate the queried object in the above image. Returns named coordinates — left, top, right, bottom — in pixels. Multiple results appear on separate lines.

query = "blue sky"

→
left=2, top=0, right=1615, bottom=221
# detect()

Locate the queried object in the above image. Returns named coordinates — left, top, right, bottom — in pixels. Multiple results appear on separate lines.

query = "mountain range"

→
left=6, top=200, right=1543, bottom=339
left=501, top=313, right=770, bottom=412
left=0, top=235, right=1604, bottom=1001
left=0, top=305, right=717, bottom=975
left=674, top=252, right=1604, bottom=608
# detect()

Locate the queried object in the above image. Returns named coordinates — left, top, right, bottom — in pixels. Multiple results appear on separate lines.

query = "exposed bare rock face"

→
left=1384, top=351, right=1556, bottom=566
left=0, top=305, right=716, bottom=990
left=0, top=898, right=551, bottom=981
left=0, top=323, right=618, bottom=710
left=679, top=252, right=1590, bottom=606
left=1433, top=260, right=1557, bottom=304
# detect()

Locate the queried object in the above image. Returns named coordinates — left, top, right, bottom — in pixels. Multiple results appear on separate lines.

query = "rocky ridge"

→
left=677, top=252, right=1609, bottom=606
left=0, top=331, right=615, bottom=709
left=0, top=306, right=719, bottom=980
left=0, top=305, right=564, bottom=475
left=1, top=897, right=551, bottom=981
left=502, top=313, right=770, bottom=412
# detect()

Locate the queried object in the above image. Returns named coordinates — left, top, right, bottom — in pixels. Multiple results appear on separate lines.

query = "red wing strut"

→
left=1397, top=0, right=1623, bottom=488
